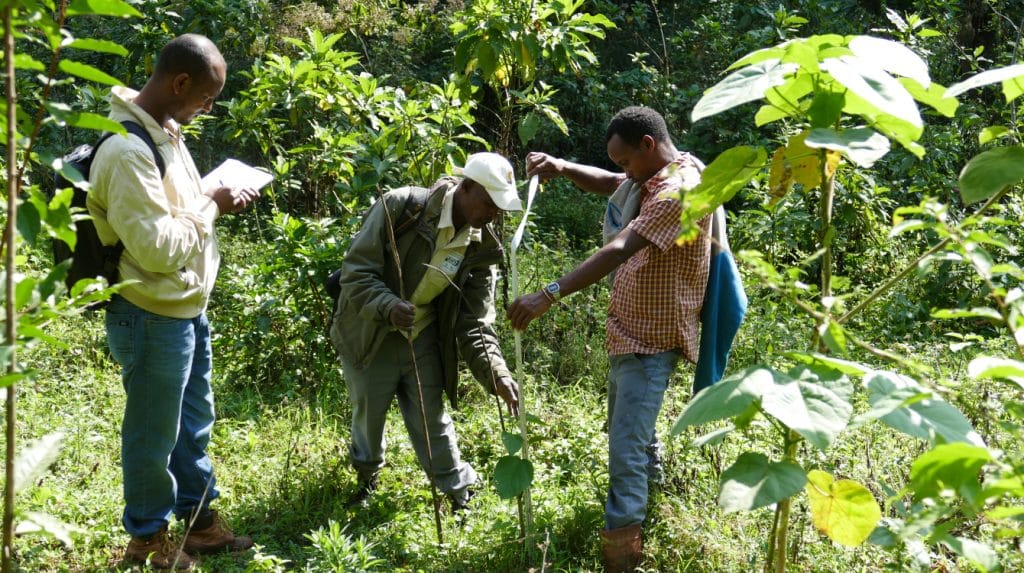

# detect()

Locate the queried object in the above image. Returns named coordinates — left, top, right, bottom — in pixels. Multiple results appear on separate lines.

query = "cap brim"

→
left=489, top=189, right=522, bottom=211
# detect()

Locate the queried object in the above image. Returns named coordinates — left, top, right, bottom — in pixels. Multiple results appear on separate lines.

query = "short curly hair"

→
left=605, top=106, right=670, bottom=147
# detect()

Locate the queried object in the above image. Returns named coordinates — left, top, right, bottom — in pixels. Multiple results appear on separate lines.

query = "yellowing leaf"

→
left=769, top=147, right=793, bottom=201
left=805, top=470, right=881, bottom=547
left=768, top=132, right=840, bottom=203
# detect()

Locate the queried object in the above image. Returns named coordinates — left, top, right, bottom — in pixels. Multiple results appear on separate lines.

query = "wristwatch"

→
left=543, top=281, right=561, bottom=301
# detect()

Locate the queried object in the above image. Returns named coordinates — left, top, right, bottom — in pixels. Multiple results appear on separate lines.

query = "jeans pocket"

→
left=105, top=311, right=136, bottom=367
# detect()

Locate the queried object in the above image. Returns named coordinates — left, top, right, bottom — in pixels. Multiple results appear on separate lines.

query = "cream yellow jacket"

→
left=87, top=86, right=221, bottom=319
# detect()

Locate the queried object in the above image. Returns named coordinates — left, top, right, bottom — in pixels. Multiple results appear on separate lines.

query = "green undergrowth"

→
left=8, top=237, right=1022, bottom=572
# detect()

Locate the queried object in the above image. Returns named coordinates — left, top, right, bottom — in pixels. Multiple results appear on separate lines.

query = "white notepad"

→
left=202, top=158, right=274, bottom=192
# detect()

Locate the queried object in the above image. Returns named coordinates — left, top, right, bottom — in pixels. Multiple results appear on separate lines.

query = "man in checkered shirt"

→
left=508, top=106, right=710, bottom=573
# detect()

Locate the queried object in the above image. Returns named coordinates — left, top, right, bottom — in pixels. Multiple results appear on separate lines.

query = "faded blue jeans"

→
left=105, top=295, right=219, bottom=538
left=606, top=350, right=680, bottom=530
left=340, top=326, right=477, bottom=503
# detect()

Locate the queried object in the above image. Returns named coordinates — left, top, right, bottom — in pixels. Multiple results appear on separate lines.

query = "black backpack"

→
left=52, top=121, right=166, bottom=292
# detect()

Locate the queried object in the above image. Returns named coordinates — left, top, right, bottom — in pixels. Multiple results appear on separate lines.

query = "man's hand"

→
left=525, top=152, right=565, bottom=181
left=205, top=185, right=260, bottom=215
left=495, top=376, right=520, bottom=417
left=389, top=300, right=415, bottom=329
left=506, top=291, right=552, bottom=331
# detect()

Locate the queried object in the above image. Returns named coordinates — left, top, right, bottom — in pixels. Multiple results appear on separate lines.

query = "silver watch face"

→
left=545, top=282, right=560, bottom=295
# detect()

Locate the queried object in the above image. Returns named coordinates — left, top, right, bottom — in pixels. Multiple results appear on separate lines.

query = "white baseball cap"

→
left=457, top=152, right=522, bottom=211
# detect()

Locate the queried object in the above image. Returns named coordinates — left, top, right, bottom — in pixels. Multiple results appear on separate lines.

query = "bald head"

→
left=154, top=34, right=225, bottom=85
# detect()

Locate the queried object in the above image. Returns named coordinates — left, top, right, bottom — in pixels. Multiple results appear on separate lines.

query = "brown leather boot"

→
left=600, top=523, right=643, bottom=573
left=125, top=527, right=194, bottom=570
left=182, top=509, right=254, bottom=555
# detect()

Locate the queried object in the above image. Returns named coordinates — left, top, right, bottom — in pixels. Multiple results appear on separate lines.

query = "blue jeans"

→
left=605, top=350, right=680, bottom=530
left=105, top=296, right=219, bottom=537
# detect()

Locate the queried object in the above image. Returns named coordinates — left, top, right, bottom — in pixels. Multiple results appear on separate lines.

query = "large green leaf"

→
left=958, top=146, right=1024, bottom=205
left=849, top=36, right=930, bottom=87
left=805, top=470, right=882, bottom=547
left=866, top=372, right=984, bottom=447
left=901, top=78, right=958, bottom=118
left=493, top=455, right=533, bottom=499
left=671, top=366, right=775, bottom=433
left=68, top=0, right=143, bottom=17
left=678, top=146, right=767, bottom=241
left=910, top=443, right=991, bottom=503
left=16, top=512, right=76, bottom=548
left=822, top=55, right=922, bottom=127
left=967, top=356, right=1024, bottom=390
left=805, top=127, right=890, bottom=168
left=13, top=432, right=64, bottom=495
left=935, top=535, right=1000, bottom=573
left=692, top=60, right=799, bottom=123
left=761, top=374, right=853, bottom=451
left=67, top=38, right=129, bottom=57
left=945, top=64, right=1024, bottom=101
left=58, top=60, right=123, bottom=86
left=719, top=452, right=806, bottom=513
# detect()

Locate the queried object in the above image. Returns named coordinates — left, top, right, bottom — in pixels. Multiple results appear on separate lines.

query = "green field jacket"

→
left=329, top=178, right=513, bottom=409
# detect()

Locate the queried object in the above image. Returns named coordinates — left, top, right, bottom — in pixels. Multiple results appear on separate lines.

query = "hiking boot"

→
left=125, top=527, right=194, bottom=570
left=346, top=473, right=379, bottom=507
left=600, top=523, right=643, bottom=573
left=182, top=509, right=253, bottom=555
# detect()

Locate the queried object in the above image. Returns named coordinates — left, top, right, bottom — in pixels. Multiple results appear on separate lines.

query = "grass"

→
left=8, top=240, right=1024, bottom=572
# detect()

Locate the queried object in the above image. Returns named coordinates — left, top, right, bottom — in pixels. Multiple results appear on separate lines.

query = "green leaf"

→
left=16, top=512, right=77, bottom=548
left=806, top=90, right=845, bottom=129
left=517, top=112, right=541, bottom=147
left=726, top=46, right=786, bottom=71
left=66, top=38, right=129, bottom=56
left=17, top=197, right=41, bottom=247
left=932, top=307, right=1002, bottom=321
left=867, top=372, right=985, bottom=447
left=761, top=374, right=853, bottom=451
left=493, top=455, right=533, bottom=499
left=901, top=79, right=958, bottom=117
left=787, top=352, right=871, bottom=376
left=817, top=319, right=849, bottom=356
left=979, top=126, right=1011, bottom=145
left=849, top=36, right=930, bottom=87
left=692, top=424, right=733, bottom=447
left=805, top=127, right=890, bottom=168
left=823, top=55, right=922, bottom=127
left=678, top=146, right=767, bottom=241
left=718, top=452, right=806, bottom=513
left=671, top=366, right=775, bottom=433
left=945, top=64, right=1024, bottom=101
left=13, top=54, right=45, bottom=71
left=910, top=443, right=991, bottom=502
left=936, top=535, right=1000, bottom=573
left=501, top=432, right=524, bottom=456
left=958, top=146, right=1024, bottom=204
left=67, top=0, right=143, bottom=17
left=692, top=60, right=799, bottom=123
left=58, top=60, right=123, bottom=86
left=13, top=432, right=64, bottom=495
left=967, top=356, right=1024, bottom=390
left=805, top=470, right=882, bottom=547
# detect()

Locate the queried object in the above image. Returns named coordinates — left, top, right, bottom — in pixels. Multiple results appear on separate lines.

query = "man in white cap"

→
left=330, top=152, right=521, bottom=511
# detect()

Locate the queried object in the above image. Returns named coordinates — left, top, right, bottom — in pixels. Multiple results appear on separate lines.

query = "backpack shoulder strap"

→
left=96, top=120, right=166, bottom=179
left=394, top=183, right=434, bottom=237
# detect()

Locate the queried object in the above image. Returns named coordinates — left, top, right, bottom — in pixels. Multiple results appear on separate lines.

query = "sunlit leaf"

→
left=936, top=535, right=999, bottom=573
left=910, top=443, right=991, bottom=503
left=823, top=56, right=922, bottom=127
left=761, top=373, right=853, bottom=451
left=57, top=60, right=123, bottom=86
left=67, top=38, right=129, bottom=57
left=805, top=127, right=890, bottom=168
left=719, top=452, right=806, bottom=513
left=493, top=455, right=533, bottom=499
left=849, top=36, right=930, bottom=87
left=692, top=60, right=799, bottom=123
left=805, top=470, right=882, bottom=547
left=671, top=366, right=775, bottom=433
left=958, top=146, right=1024, bottom=204
left=14, top=54, right=45, bottom=71
left=16, top=512, right=76, bottom=547
left=678, top=146, right=767, bottom=241
left=866, top=372, right=985, bottom=447
left=67, top=0, right=144, bottom=17
left=900, top=79, right=958, bottom=117
left=979, top=126, right=1011, bottom=145
left=967, top=356, right=1024, bottom=390
left=13, top=432, right=64, bottom=495
left=945, top=64, right=1024, bottom=101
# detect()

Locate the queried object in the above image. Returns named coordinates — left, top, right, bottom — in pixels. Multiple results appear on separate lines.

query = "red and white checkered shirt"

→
left=606, top=154, right=711, bottom=361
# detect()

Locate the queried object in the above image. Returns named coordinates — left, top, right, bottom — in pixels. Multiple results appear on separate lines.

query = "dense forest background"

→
left=3, top=0, right=1024, bottom=571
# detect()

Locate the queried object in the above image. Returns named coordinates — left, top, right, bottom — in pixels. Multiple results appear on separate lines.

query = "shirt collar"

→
left=438, top=187, right=482, bottom=242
